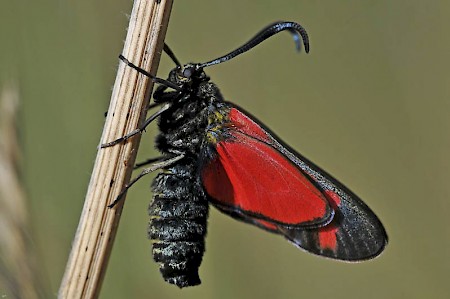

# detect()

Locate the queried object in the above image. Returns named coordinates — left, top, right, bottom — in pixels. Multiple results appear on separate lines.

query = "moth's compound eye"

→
left=182, top=66, right=195, bottom=78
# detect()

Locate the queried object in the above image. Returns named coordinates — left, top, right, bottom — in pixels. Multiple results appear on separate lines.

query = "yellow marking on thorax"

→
left=207, top=110, right=226, bottom=125
left=206, top=109, right=229, bottom=144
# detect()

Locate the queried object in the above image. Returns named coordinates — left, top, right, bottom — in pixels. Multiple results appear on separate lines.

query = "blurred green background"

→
left=1, top=0, right=450, bottom=298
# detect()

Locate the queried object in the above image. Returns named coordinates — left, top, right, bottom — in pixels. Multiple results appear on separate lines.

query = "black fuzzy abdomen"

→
left=149, top=161, right=209, bottom=288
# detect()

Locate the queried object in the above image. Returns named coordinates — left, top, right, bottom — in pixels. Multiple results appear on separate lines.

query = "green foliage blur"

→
left=1, top=1, right=449, bottom=298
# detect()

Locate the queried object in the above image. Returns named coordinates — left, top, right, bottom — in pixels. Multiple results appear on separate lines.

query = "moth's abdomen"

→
left=149, top=163, right=209, bottom=288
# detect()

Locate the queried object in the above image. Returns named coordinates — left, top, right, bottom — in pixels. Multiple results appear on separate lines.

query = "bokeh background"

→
left=1, top=1, right=449, bottom=298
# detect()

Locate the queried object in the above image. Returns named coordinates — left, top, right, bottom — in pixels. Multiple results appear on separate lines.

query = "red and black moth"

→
left=102, top=21, right=388, bottom=288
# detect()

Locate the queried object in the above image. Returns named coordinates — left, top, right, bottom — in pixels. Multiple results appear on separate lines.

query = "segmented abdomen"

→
left=149, top=160, right=209, bottom=288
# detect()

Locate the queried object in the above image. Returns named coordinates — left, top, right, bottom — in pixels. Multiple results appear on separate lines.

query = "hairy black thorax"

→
left=154, top=66, right=227, bottom=155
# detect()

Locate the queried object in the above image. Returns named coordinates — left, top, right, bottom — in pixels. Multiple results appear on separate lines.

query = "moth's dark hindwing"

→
left=149, top=73, right=223, bottom=287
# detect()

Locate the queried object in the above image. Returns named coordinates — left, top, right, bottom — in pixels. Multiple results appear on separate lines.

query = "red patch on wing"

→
left=229, top=108, right=272, bottom=143
left=202, top=131, right=331, bottom=226
left=318, top=190, right=341, bottom=251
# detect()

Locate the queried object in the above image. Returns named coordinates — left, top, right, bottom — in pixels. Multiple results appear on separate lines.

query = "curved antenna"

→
left=198, top=21, right=309, bottom=69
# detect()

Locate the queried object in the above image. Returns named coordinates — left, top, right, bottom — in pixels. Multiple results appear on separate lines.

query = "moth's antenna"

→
left=163, top=43, right=182, bottom=67
left=118, top=55, right=182, bottom=91
left=197, top=21, right=309, bottom=69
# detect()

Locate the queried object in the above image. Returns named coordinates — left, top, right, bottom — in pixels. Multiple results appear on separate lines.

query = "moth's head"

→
left=169, top=63, right=209, bottom=87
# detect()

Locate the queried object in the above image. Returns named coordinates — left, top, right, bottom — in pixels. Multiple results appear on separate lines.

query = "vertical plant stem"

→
left=58, top=0, right=173, bottom=298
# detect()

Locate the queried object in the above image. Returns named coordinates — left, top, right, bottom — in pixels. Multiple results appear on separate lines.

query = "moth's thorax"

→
left=154, top=68, right=231, bottom=155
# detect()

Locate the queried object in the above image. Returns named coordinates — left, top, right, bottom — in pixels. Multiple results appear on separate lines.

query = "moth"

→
left=103, top=21, right=388, bottom=288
